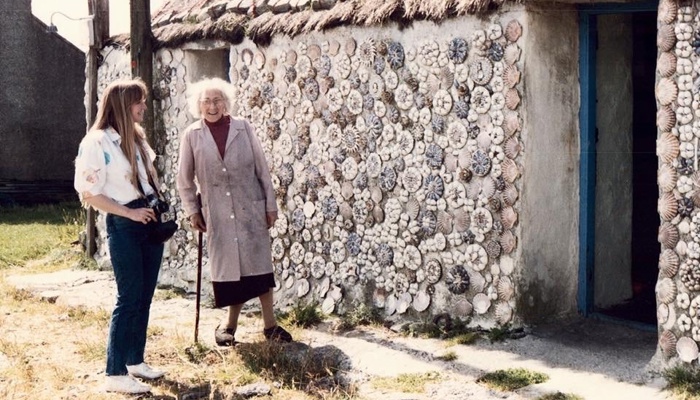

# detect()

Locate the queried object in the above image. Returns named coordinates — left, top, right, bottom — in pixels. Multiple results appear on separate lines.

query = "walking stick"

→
left=194, top=229, right=203, bottom=343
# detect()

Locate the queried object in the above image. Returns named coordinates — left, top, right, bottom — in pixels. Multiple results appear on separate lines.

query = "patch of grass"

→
left=477, top=368, right=549, bottom=391
left=76, top=337, right=105, bottom=362
left=153, top=286, right=188, bottom=301
left=536, top=392, right=584, bottom=400
left=280, top=302, right=326, bottom=328
left=436, top=351, right=458, bottom=361
left=58, top=304, right=110, bottom=328
left=371, top=372, right=441, bottom=393
left=664, top=366, right=700, bottom=399
left=402, top=314, right=474, bottom=339
left=75, top=254, right=99, bottom=270
left=0, top=202, right=83, bottom=270
left=148, top=325, right=165, bottom=338
left=487, top=324, right=513, bottom=343
left=183, top=341, right=212, bottom=364
left=8, top=287, right=36, bottom=302
left=336, top=302, right=384, bottom=331
left=237, top=340, right=353, bottom=397
left=449, top=332, right=481, bottom=346
left=0, top=338, right=36, bottom=388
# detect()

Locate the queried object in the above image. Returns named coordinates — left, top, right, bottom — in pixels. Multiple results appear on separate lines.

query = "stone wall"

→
left=0, top=0, right=86, bottom=183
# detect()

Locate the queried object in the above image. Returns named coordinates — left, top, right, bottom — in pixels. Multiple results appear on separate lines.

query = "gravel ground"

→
left=6, top=269, right=671, bottom=400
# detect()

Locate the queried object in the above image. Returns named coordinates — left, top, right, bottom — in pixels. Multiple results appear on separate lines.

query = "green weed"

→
left=371, top=372, right=441, bottom=393
left=280, top=302, right=325, bottom=328
left=436, top=351, right=458, bottom=361
left=335, top=302, right=384, bottom=331
left=477, top=368, right=549, bottom=391
left=237, top=340, right=353, bottom=396
left=536, top=392, right=584, bottom=400
left=664, top=366, right=700, bottom=399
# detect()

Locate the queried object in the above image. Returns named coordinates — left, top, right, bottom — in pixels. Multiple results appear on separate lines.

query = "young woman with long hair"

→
left=74, top=78, right=165, bottom=394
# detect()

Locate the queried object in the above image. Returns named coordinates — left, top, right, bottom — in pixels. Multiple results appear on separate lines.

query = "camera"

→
left=146, top=195, right=173, bottom=222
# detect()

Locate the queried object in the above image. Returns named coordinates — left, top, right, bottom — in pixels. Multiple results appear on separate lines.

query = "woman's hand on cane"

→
left=188, top=213, right=207, bottom=232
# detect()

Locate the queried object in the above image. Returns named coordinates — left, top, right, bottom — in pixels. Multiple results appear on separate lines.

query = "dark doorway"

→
left=594, top=11, right=658, bottom=326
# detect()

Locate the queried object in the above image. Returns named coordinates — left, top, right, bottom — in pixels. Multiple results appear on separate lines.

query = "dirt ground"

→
left=1, top=269, right=673, bottom=400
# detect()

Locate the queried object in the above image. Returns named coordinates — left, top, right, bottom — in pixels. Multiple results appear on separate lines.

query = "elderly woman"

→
left=177, top=77, right=291, bottom=345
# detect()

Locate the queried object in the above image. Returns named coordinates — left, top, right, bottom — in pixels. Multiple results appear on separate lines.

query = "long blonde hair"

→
left=90, top=79, right=156, bottom=193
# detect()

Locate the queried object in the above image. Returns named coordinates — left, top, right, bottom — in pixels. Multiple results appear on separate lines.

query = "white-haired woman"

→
left=176, top=78, right=291, bottom=345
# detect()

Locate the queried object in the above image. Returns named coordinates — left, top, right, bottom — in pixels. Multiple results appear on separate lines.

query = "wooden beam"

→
left=130, top=0, right=159, bottom=154
left=85, top=0, right=109, bottom=257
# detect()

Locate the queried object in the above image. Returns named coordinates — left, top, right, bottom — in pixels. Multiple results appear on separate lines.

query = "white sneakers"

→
left=103, top=375, right=151, bottom=394
left=126, top=362, right=166, bottom=380
left=103, top=363, right=164, bottom=393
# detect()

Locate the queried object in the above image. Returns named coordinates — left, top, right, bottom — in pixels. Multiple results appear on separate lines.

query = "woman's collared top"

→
left=74, top=126, right=156, bottom=205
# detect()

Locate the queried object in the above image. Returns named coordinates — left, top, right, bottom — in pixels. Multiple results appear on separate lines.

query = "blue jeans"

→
left=105, top=199, right=164, bottom=376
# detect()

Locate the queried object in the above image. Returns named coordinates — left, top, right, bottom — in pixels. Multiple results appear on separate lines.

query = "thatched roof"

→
left=111, top=0, right=509, bottom=49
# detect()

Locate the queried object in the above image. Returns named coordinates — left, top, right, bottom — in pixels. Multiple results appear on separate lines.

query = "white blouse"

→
left=74, top=127, right=156, bottom=206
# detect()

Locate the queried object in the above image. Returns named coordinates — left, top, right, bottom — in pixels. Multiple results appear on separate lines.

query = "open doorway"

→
left=580, top=9, right=658, bottom=326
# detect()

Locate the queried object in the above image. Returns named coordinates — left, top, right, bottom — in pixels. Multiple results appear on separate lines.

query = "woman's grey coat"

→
left=177, top=118, right=277, bottom=282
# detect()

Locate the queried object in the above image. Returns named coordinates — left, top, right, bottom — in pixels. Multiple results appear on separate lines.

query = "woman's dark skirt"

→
left=212, top=273, right=276, bottom=308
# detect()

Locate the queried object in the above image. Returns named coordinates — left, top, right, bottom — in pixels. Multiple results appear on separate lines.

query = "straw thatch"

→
left=354, top=0, right=402, bottom=26
left=113, top=0, right=511, bottom=49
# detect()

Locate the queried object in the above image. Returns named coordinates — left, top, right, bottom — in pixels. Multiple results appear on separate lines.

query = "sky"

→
left=32, top=0, right=165, bottom=51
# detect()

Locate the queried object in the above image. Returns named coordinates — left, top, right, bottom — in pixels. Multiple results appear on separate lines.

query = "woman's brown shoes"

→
left=263, top=325, right=292, bottom=342
left=215, top=325, right=236, bottom=346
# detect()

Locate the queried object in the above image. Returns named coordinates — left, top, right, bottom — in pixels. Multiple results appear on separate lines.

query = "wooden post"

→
left=130, top=0, right=158, bottom=153
left=85, top=0, right=109, bottom=257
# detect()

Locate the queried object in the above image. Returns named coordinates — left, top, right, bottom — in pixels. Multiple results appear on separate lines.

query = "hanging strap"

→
left=136, top=143, right=162, bottom=199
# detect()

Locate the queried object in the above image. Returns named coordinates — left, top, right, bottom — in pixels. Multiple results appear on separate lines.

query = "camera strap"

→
left=136, top=175, right=161, bottom=200
left=135, top=142, right=163, bottom=200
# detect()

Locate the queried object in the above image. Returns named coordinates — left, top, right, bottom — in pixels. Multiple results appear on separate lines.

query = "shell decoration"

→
left=505, top=89, right=521, bottom=110
left=676, top=337, right=699, bottom=363
left=659, top=330, right=678, bottom=358
left=658, top=192, right=679, bottom=222
left=445, top=265, right=470, bottom=294
left=659, top=249, right=680, bottom=278
left=657, top=131, right=680, bottom=164
left=658, top=163, right=678, bottom=193
left=656, top=78, right=678, bottom=106
left=505, top=20, right=523, bottom=42
left=658, top=0, right=678, bottom=25
left=497, top=276, right=514, bottom=300
left=657, top=25, right=676, bottom=53
left=657, top=52, right=677, bottom=78
left=659, top=222, right=680, bottom=249
left=473, top=293, right=492, bottom=314
left=494, top=302, right=513, bottom=324
left=505, top=112, right=522, bottom=136
left=413, top=291, right=431, bottom=312
left=656, top=277, right=677, bottom=305
left=500, top=229, right=517, bottom=254
left=504, top=44, right=521, bottom=65
left=503, top=65, right=521, bottom=88
left=470, top=58, right=493, bottom=85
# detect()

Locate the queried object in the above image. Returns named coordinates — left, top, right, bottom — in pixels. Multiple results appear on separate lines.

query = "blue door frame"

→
left=578, top=2, right=658, bottom=317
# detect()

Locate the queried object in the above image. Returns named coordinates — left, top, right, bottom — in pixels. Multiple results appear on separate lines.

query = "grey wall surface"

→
left=594, top=14, right=633, bottom=308
left=0, top=0, right=86, bottom=182
left=518, top=6, right=581, bottom=322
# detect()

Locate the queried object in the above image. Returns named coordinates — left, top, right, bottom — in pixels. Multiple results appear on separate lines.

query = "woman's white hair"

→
left=186, top=77, right=236, bottom=118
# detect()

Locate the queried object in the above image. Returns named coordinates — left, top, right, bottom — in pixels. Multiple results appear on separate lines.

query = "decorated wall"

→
left=654, top=0, right=700, bottom=365
left=95, top=14, right=526, bottom=327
